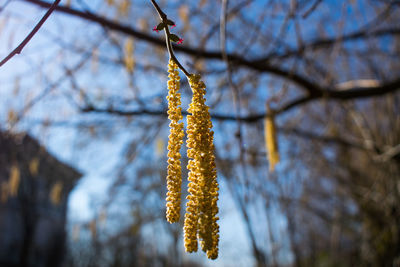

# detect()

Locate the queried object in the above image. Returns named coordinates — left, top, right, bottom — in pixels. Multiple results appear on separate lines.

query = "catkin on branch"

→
left=264, top=113, right=280, bottom=171
left=184, top=74, right=219, bottom=259
left=165, top=59, right=184, bottom=223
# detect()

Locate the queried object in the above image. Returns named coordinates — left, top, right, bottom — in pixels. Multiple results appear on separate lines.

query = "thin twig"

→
left=0, top=0, right=13, bottom=13
left=0, top=0, right=61, bottom=67
left=220, top=1, right=259, bottom=260
left=13, top=53, right=90, bottom=126
left=150, top=0, right=190, bottom=77
left=220, top=0, right=248, bottom=196
left=220, top=0, right=242, bottom=122
left=302, top=0, right=323, bottom=19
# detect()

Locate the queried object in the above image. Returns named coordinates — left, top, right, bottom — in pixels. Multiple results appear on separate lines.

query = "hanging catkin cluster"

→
left=150, top=4, right=220, bottom=259
left=165, top=59, right=184, bottom=223
left=184, top=74, right=219, bottom=259
left=165, top=63, right=219, bottom=259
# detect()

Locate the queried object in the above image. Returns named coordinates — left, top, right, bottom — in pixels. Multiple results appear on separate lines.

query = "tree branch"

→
left=79, top=106, right=367, bottom=151
left=149, top=0, right=190, bottom=76
left=21, top=0, right=400, bottom=106
left=15, top=0, right=334, bottom=96
left=81, top=77, right=400, bottom=120
left=258, top=27, right=400, bottom=62
left=0, top=0, right=61, bottom=67
left=277, top=77, right=400, bottom=113
left=80, top=105, right=263, bottom=122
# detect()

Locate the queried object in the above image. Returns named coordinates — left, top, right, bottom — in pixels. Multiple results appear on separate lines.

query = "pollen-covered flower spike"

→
left=184, top=74, right=219, bottom=259
left=165, top=59, right=184, bottom=223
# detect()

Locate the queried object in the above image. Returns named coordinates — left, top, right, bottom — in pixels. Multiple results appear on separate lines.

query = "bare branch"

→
left=14, top=0, right=336, bottom=96
left=277, top=78, right=400, bottom=113
left=302, top=0, right=323, bottom=18
left=0, top=0, right=13, bottom=12
left=0, top=0, right=61, bottom=67
left=81, top=76, right=400, bottom=119
left=149, top=0, right=190, bottom=76
left=22, top=0, right=400, bottom=112
left=259, top=27, right=400, bottom=61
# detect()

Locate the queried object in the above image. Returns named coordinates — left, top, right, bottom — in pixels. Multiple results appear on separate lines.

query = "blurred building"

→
left=0, top=131, right=81, bottom=267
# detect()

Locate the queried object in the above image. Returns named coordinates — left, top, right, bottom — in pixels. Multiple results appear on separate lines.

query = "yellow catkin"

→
left=138, top=18, right=149, bottom=31
left=165, top=59, right=184, bottom=223
left=7, top=110, right=18, bottom=125
left=155, top=137, right=164, bottom=157
left=29, top=157, right=40, bottom=176
left=264, top=113, right=280, bottom=171
left=8, top=165, right=20, bottom=197
left=118, top=0, right=130, bottom=16
left=123, top=38, right=135, bottom=73
left=178, top=5, right=190, bottom=32
left=184, top=74, right=219, bottom=259
left=50, top=181, right=63, bottom=205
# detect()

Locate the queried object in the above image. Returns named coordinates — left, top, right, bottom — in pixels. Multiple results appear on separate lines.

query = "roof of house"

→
left=0, top=131, right=82, bottom=190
